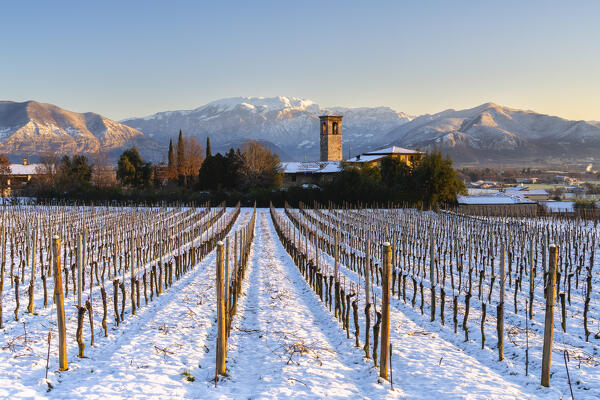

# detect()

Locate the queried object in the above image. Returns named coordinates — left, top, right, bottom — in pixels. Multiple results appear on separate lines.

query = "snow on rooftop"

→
left=505, top=187, right=548, bottom=196
left=467, top=188, right=500, bottom=196
left=346, top=154, right=385, bottom=163
left=458, top=193, right=535, bottom=205
left=282, top=161, right=342, bottom=174
left=363, top=146, right=422, bottom=155
left=9, top=163, right=41, bottom=175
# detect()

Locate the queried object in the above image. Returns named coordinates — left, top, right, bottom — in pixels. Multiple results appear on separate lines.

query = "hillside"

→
left=384, top=102, right=600, bottom=164
left=0, top=100, right=163, bottom=162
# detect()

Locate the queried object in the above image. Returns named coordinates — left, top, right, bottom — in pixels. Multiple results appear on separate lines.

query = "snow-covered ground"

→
left=281, top=207, right=600, bottom=400
left=0, top=207, right=597, bottom=399
left=218, top=210, right=394, bottom=399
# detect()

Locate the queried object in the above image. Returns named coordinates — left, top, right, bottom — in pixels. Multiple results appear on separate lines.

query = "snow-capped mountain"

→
left=384, top=102, right=600, bottom=163
left=0, top=100, right=163, bottom=162
left=122, top=96, right=412, bottom=160
left=2, top=97, right=599, bottom=165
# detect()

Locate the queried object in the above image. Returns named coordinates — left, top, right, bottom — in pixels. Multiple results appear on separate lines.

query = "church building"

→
left=281, top=115, right=423, bottom=188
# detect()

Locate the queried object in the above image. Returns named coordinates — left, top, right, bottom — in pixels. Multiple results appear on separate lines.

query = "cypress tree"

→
left=206, top=136, right=212, bottom=158
left=177, top=130, right=185, bottom=184
left=167, top=139, right=175, bottom=179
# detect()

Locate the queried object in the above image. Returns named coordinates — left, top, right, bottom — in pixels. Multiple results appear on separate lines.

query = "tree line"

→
left=8, top=132, right=463, bottom=207
left=289, top=150, right=466, bottom=208
left=21, top=132, right=283, bottom=203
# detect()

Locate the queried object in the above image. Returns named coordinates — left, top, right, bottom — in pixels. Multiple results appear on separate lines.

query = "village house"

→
left=345, top=146, right=423, bottom=168
left=456, top=192, right=538, bottom=216
left=504, top=186, right=549, bottom=201
left=2, top=158, right=41, bottom=196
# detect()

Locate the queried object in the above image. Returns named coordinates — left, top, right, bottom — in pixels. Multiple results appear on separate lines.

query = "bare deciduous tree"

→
left=182, top=137, right=204, bottom=179
left=0, top=155, right=11, bottom=196
left=32, top=152, right=59, bottom=193
left=240, top=141, right=282, bottom=189
left=92, top=150, right=116, bottom=188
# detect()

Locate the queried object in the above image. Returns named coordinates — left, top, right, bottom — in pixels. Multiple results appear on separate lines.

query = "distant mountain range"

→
left=121, top=96, right=412, bottom=162
left=383, top=102, right=600, bottom=164
left=0, top=100, right=163, bottom=163
left=1, top=97, right=600, bottom=165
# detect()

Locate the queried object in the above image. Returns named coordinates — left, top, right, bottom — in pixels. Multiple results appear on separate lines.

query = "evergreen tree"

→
left=198, top=153, right=227, bottom=190
left=206, top=136, right=212, bottom=158
left=224, top=148, right=243, bottom=188
left=56, top=155, right=93, bottom=195
left=116, top=147, right=153, bottom=189
left=59, top=155, right=93, bottom=185
left=412, top=149, right=465, bottom=208
left=177, top=130, right=185, bottom=184
left=167, top=139, right=175, bottom=179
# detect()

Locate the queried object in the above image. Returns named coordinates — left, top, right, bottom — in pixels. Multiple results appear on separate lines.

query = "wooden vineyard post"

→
left=77, top=233, right=83, bottom=308
left=130, top=235, right=136, bottom=316
left=541, top=244, right=557, bottom=387
left=380, top=242, right=391, bottom=380
left=0, top=225, right=4, bottom=328
left=216, top=241, right=226, bottom=376
left=364, top=233, right=372, bottom=359
left=158, top=227, right=163, bottom=295
left=529, top=239, right=534, bottom=320
left=52, top=236, right=67, bottom=371
left=27, top=226, right=37, bottom=314
left=334, top=231, right=339, bottom=282
left=497, top=241, right=505, bottom=361
left=76, top=233, right=86, bottom=358
left=430, top=229, right=436, bottom=322
left=225, top=236, right=230, bottom=340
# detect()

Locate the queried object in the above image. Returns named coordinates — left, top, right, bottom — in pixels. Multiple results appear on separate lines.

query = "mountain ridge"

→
left=0, top=100, right=164, bottom=162
left=121, top=96, right=413, bottom=161
left=383, top=102, right=600, bottom=163
left=1, top=97, right=599, bottom=165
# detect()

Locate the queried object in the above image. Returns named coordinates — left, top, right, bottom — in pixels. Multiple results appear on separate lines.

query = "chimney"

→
left=23, top=158, right=28, bottom=166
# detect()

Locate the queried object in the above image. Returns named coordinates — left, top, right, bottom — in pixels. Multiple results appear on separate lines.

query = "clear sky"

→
left=1, top=1, right=599, bottom=121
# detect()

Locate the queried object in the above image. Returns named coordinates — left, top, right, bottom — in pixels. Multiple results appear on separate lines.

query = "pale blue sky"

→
left=1, top=1, right=599, bottom=121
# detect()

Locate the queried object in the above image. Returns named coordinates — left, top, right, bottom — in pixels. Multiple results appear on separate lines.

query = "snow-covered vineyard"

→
left=0, top=204, right=598, bottom=399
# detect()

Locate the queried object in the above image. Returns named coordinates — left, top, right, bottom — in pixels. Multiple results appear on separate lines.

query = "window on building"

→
left=291, top=174, right=297, bottom=182
left=322, top=122, right=327, bottom=134
left=332, top=122, right=338, bottom=134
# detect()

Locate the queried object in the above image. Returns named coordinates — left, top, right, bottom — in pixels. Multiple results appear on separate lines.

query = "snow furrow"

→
left=219, top=210, right=396, bottom=399
left=0, top=210, right=251, bottom=399
left=280, top=209, right=557, bottom=399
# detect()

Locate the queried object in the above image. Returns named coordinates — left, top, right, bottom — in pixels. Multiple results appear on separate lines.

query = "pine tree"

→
left=206, top=136, right=212, bottom=158
left=167, top=139, right=175, bottom=179
left=177, top=130, right=185, bottom=184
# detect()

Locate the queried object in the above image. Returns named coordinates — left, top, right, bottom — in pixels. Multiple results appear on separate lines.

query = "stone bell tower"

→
left=319, top=115, right=343, bottom=161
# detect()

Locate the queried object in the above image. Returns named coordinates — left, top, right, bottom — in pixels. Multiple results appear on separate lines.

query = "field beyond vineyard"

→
left=0, top=205, right=598, bottom=399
